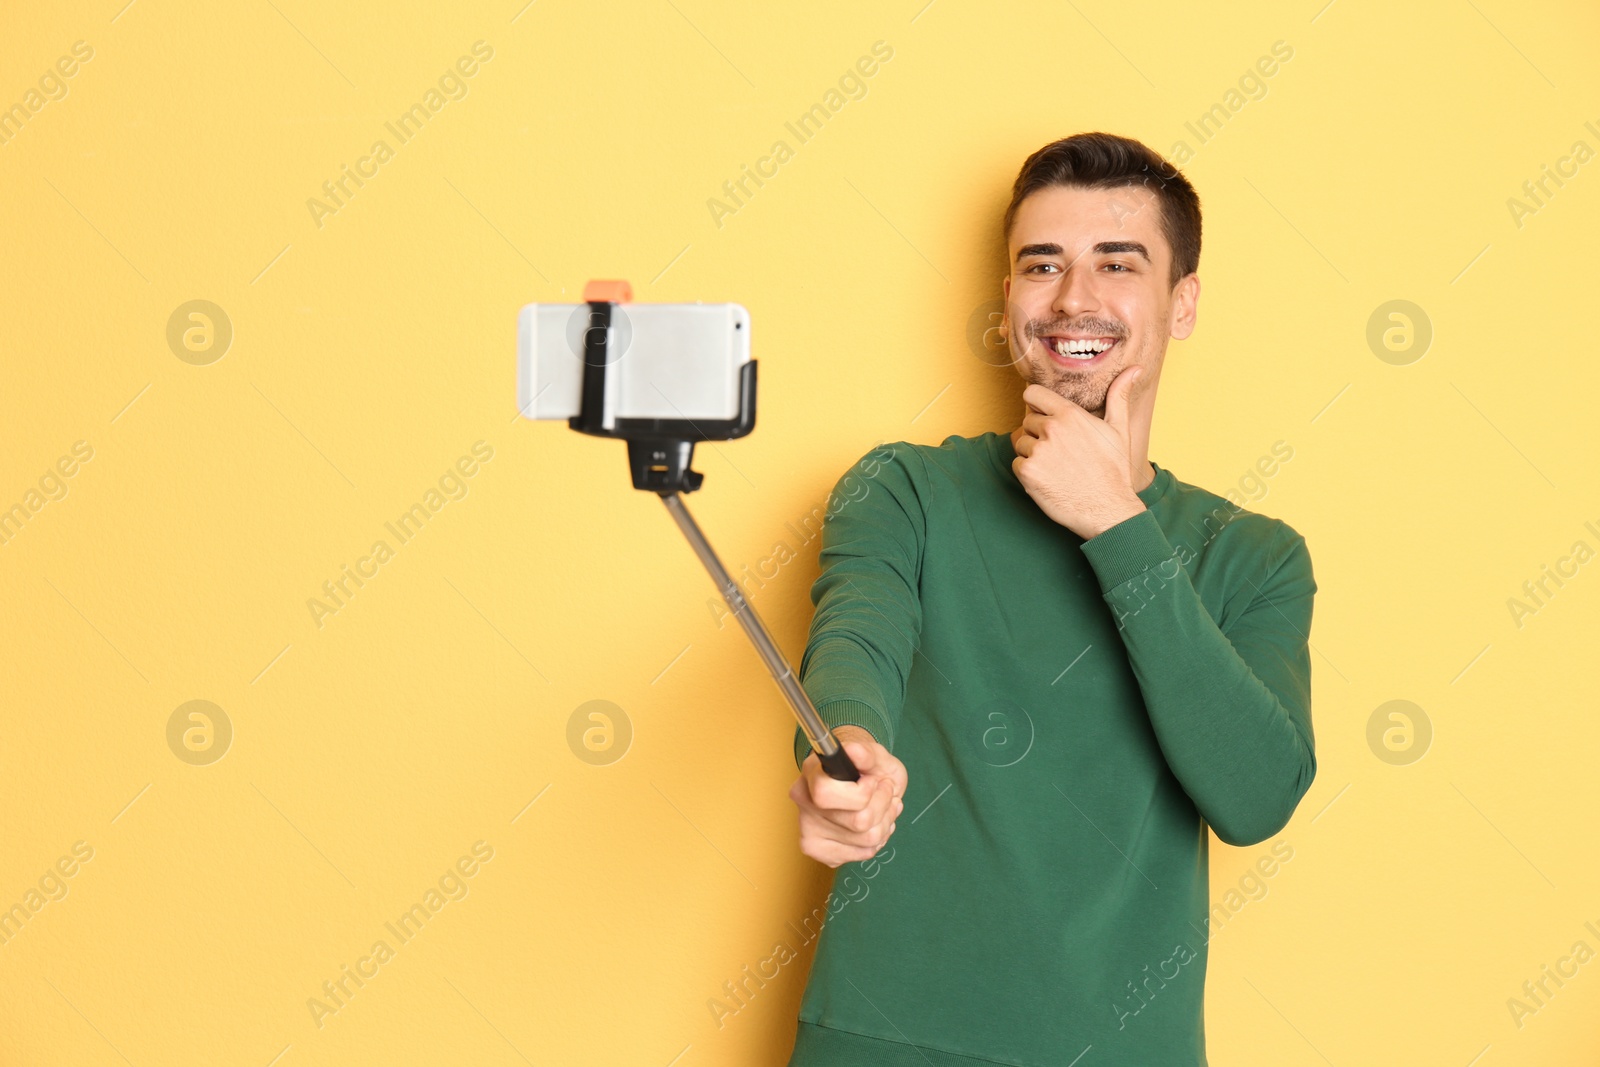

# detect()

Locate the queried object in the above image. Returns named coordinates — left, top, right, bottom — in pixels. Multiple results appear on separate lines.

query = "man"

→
left=785, top=132, right=1318, bottom=1066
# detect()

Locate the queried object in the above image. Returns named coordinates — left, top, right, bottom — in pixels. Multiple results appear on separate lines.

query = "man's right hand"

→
left=789, top=725, right=908, bottom=868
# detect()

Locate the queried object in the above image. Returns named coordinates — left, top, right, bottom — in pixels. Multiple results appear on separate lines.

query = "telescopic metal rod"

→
left=659, top=491, right=861, bottom=782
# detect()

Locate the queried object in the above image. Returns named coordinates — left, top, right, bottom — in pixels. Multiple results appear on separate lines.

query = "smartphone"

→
left=517, top=301, right=752, bottom=428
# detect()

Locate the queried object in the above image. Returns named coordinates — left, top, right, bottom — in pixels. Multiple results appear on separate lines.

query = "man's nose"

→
left=1051, top=260, right=1101, bottom=319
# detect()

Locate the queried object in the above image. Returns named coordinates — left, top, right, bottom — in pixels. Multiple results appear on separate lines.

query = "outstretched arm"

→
left=791, top=442, right=925, bottom=772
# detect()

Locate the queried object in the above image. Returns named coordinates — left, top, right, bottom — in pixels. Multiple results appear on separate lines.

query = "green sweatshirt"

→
left=787, top=431, right=1317, bottom=1067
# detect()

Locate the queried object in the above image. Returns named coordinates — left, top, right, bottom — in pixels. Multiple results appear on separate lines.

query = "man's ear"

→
left=1169, top=273, right=1200, bottom=341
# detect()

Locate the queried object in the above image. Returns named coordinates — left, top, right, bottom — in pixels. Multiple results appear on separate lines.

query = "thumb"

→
left=843, top=740, right=900, bottom=795
left=1105, top=365, right=1140, bottom=428
left=842, top=739, right=880, bottom=774
left=851, top=739, right=889, bottom=764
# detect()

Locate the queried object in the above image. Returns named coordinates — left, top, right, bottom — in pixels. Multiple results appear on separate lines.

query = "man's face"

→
left=1003, top=183, right=1195, bottom=416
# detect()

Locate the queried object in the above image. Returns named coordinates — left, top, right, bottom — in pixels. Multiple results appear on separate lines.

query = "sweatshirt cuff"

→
left=792, top=698, right=891, bottom=771
left=1079, top=507, right=1179, bottom=592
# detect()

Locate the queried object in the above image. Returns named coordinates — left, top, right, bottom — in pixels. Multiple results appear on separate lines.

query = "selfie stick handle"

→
left=659, top=492, right=861, bottom=782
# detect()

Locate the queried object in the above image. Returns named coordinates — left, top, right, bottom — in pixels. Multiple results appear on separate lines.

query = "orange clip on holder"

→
left=582, top=279, right=632, bottom=304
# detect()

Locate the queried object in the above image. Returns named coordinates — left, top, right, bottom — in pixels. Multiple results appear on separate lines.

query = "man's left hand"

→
left=1011, top=366, right=1147, bottom=540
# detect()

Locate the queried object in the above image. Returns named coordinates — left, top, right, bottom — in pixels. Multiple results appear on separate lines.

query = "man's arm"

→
left=791, top=443, right=925, bottom=772
left=1079, top=507, right=1317, bottom=846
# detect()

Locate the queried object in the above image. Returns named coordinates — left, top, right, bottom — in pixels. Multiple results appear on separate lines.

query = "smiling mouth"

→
left=1040, top=335, right=1120, bottom=365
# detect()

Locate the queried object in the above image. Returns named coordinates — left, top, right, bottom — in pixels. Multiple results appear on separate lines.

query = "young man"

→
left=785, top=132, right=1317, bottom=1066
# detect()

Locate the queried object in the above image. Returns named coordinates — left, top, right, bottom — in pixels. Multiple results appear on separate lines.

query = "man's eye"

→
left=1025, top=262, right=1130, bottom=274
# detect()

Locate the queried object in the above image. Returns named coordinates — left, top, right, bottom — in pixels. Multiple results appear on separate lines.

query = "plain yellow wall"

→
left=2, top=0, right=1598, bottom=1063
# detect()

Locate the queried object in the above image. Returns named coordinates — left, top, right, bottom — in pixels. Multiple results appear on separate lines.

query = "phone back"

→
left=517, top=302, right=751, bottom=424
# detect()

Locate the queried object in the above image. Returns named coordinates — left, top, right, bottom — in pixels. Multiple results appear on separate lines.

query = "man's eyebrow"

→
left=1015, top=240, right=1151, bottom=264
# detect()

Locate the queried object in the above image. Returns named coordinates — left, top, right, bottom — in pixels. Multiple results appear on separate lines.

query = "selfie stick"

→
left=567, top=279, right=861, bottom=782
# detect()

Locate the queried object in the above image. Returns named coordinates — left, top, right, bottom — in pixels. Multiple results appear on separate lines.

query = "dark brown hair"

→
left=1003, top=132, right=1201, bottom=289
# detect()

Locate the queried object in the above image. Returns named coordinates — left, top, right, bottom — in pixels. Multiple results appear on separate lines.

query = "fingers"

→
left=845, top=742, right=908, bottom=808
left=806, top=789, right=894, bottom=850
left=798, top=782, right=903, bottom=867
left=806, top=760, right=893, bottom=825
left=1019, top=412, right=1050, bottom=438
left=886, top=760, right=909, bottom=802
left=793, top=782, right=891, bottom=845
left=805, top=833, right=894, bottom=868
left=806, top=741, right=883, bottom=801
left=830, top=775, right=895, bottom=835
left=843, top=738, right=900, bottom=778
left=792, top=739, right=908, bottom=868
left=1023, top=383, right=1068, bottom=415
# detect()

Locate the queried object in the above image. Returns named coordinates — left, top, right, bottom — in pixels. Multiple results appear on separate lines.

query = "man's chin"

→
left=1030, top=373, right=1107, bottom=413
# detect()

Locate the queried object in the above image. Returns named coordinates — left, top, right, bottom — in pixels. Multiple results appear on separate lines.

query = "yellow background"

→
left=2, top=0, right=1598, bottom=1063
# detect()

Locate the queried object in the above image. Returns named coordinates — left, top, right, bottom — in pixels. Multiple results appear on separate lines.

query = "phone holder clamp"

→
left=566, top=279, right=757, bottom=497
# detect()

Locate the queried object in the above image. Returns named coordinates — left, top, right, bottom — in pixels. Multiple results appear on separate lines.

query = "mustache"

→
left=1028, top=318, right=1126, bottom=340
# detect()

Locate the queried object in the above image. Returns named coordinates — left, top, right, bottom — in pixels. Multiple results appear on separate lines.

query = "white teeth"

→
left=1050, top=338, right=1114, bottom=359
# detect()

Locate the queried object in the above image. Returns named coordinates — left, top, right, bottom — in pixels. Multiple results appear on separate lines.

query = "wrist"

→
left=1085, top=495, right=1146, bottom=540
left=832, top=724, right=878, bottom=747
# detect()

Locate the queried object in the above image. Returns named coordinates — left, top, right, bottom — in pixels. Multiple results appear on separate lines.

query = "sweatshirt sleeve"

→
left=1078, top=507, right=1317, bottom=846
left=791, top=443, right=926, bottom=771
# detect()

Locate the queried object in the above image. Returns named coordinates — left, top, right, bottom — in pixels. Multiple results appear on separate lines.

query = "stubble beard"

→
left=1017, top=336, right=1117, bottom=416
